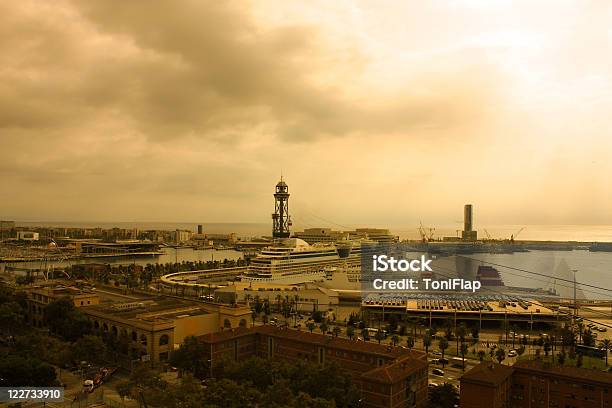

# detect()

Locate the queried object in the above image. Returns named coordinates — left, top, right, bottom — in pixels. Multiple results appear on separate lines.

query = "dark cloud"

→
left=0, top=1, right=487, bottom=146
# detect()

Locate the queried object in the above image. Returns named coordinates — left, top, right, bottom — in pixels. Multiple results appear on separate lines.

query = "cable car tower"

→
left=272, top=177, right=291, bottom=238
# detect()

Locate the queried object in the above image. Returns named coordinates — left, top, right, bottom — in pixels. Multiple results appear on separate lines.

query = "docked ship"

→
left=475, top=265, right=505, bottom=286
left=241, top=238, right=371, bottom=284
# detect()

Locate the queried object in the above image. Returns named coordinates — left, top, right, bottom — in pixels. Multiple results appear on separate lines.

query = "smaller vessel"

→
left=475, top=265, right=504, bottom=286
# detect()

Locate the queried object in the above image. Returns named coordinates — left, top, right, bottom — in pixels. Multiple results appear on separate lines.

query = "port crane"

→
left=418, top=222, right=435, bottom=243
left=483, top=229, right=492, bottom=241
left=510, top=227, right=524, bottom=243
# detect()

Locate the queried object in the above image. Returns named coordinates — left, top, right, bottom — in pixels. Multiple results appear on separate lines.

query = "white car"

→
left=508, top=350, right=518, bottom=357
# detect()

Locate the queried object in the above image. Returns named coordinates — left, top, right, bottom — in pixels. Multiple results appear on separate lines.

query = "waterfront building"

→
left=460, top=360, right=612, bottom=408
left=17, top=231, right=40, bottom=241
left=174, top=229, right=192, bottom=243
left=214, top=282, right=339, bottom=312
left=348, top=228, right=398, bottom=244
left=294, top=228, right=348, bottom=244
left=198, top=325, right=429, bottom=408
left=25, top=285, right=100, bottom=328
left=24, top=284, right=251, bottom=365
left=81, top=296, right=251, bottom=365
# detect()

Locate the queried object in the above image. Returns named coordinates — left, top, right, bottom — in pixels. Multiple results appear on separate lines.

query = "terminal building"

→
left=198, top=325, right=429, bottom=408
left=293, top=227, right=398, bottom=245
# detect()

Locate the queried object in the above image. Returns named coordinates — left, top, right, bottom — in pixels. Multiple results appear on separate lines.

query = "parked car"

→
left=508, top=350, right=518, bottom=357
left=432, top=368, right=445, bottom=376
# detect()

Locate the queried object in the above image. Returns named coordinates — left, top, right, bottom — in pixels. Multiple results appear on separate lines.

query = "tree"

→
left=45, top=297, right=91, bottom=341
left=477, top=350, right=486, bottom=362
left=406, top=336, right=415, bottom=350
left=115, top=378, right=133, bottom=402
left=0, top=302, right=24, bottom=335
left=346, top=326, right=355, bottom=340
left=361, top=328, right=370, bottom=341
left=455, top=323, right=467, bottom=355
left=170, top=336, right=209, bottom=379
left=391, top=335, right=399, bottom=346
left=427, top=383, right=458, bottom=408
left=423, top=333, right=432, bottom=355
left=307, top=322, right=316, bottom=333
left=374, top=330, right=385, bottom=344
left=319, top=322, right=328, bottom=334
left=543, top=339, right=552, bottom=359
left=471, top=326, right=480, bottom=341
left=438, top=338, right=449, bottom=368
left=557, top=351, right=566, bottom=366
left=599, top=339, right=611, bottom=366
left=73, top=335, right=107, bottom=365
left=0, top=353, right=57, bottom=387
left=582, top=329, right=595, bottom=347
left=460, top=343, right=469, bottom=371
left=495, top=348, right=506, bottom=364
left=332, top=326, right=341, bottom=338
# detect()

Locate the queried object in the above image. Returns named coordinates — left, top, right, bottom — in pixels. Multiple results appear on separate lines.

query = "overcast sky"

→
left=1, top=0, right=611, bottom=228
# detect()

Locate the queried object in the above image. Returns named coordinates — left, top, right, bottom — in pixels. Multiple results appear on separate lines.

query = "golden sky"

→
left=1, top=0, right=611, bottom=226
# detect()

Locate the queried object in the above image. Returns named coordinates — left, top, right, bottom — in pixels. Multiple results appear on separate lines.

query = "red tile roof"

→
left=198, top=325, right=426, bottom=360
left=514, top=360, right=612, bottom=386
left=461, top=362, right=514, bottom=386
left=361, top=355, right=428, bottom=384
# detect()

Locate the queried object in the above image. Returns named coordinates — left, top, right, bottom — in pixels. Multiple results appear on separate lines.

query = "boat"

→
left=475, top=265, right=505, bottom=286
left=241, top=238, right=375, bottom=284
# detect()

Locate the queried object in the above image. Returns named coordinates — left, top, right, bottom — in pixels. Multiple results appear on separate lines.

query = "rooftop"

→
left=84, top=297, right=210, bottom=322
left=461, top=362, right=514, bottom=386
left=200, top=325, right=426, bottom=360
left=361, top=355, right=428, bottom=384
left=514, top=360, right=612, bottom=386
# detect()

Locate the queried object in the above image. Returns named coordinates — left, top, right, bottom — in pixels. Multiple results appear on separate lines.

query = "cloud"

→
left=2, top=0, right=608, bottom=227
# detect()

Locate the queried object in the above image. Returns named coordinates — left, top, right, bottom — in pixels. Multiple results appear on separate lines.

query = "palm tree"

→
left=455, top=323, right=467, bottom=355
left=576, top=322, right=584, bottom=344
left=599, top=339, right=611, bottom=366
left=510, top=324, right=519, bottom=349
left=391, top=335, right=400, bottom=346
left=460, top=343, right=469, bottom=371
left=423, top=333, right=432, bottom=355
left=375, top=330, right=385, bottom=344
left=361, top=328, right=370, bottom=341
left=346, top=326, right=355, bottom=340
left=438, top=338, right=449, bottom=368
left=495, top=348, right=506, bottom=364
left=319, top=322, right=328, bottom=334
left=406, top=335, right=415, bottom=350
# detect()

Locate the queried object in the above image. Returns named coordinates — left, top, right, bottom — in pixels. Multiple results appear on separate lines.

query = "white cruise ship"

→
left=241, top=238, right=371, bottom=284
